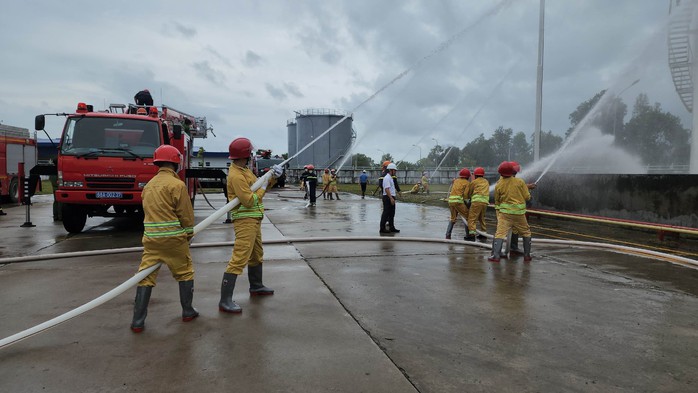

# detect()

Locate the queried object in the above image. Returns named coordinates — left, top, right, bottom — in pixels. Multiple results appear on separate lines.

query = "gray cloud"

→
left=283, top=83, right=304, bottom=98
left=243, top=50, right=264, bottom=67
left=192, top=61, right=226, bottom=85
left=266, top=83, right=288, bottom=101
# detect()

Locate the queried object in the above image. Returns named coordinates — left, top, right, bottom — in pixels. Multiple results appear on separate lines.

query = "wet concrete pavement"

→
left=1, top=190, right=697, bottom=392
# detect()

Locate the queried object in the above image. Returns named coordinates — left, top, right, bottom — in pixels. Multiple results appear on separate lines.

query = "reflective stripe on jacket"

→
left=494, top=177, right=530, bottom=215
left=448, top=178, right=469, bottom=204
left=468, top=177, right=490, bottom=204
left=142, top=167, right=194, bottom=239
left=228, top=163, right=268, bottom=220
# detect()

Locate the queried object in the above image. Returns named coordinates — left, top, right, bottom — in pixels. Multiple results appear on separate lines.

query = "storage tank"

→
left=291, top=109, right=354, bottom=169
left=286, top=119, right=297, bottom=168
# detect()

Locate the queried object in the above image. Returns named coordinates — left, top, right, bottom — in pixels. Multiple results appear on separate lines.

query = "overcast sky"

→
left=0, top=0, right=690, bottom=164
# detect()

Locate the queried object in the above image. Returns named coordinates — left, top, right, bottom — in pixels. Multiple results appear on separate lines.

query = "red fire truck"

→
left=0, top=125, right=37, bottom=203
left=35, top=102, right=217, bottom=233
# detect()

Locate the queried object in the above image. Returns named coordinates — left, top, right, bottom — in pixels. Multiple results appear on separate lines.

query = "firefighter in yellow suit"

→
left=465, top=167, right=489, bottom=241
left=489, top=161, right=532, bottom=263
left=322, top=169, right=331, bottom=200
left=445, top=168, right=470, bottom=239
left=131, top=145, right=197, bottom=333
left=219, top=137, right=282, bottom=314
left=328, top=168, right=340, bottom=200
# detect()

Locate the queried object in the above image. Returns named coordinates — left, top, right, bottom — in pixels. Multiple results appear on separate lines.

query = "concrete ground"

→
left=0, top=189, right=697, bottom=392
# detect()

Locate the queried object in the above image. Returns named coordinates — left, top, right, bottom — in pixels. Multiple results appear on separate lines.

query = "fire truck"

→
left=0, top=125, right=37, bottom=203
left=34, top=102, right=222, bottom=233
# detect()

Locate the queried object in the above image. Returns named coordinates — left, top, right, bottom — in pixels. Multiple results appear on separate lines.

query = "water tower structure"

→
left=287, top=109, right=355, bottom=169
left=668, top=0, right=698, bottom=173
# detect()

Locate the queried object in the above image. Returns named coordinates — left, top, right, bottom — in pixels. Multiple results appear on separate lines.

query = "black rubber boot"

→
left=248, top=264, right=274, bottom=296
left=523, top=237, right=533, bottom=262
left=445, top=221, right=455, bottom=239
left=509, top=234, right=522, bottom=255
left=464, top=233, right=476, bottom=241
left=179, top=280, right=199, bottom=322
left=329, top=193, right=334, bottom=200
left=219, top=273, right=242, bottom=313
left=488, top=239, right=504, bottom=262
left=335, top=193, right=341, bottom=200
left=131, top=286, right=152, bottom=333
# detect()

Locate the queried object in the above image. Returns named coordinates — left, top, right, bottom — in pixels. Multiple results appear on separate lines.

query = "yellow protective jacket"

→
left=228, top=163, right=273, bottom=220
left=494, top=177, right=530, bottom=215
left=467, top=177, right=490, bottom=204
left=421, top=175, right=429, bottom=185
left=322, top=173, right=331, bottom=189
left=448, top=178, right=469, bottom=203
left=142, top=167, right=194, bottom=241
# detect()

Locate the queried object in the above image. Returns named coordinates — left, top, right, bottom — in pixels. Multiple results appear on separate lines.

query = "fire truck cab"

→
left=35, top=102, right=209, bottom=233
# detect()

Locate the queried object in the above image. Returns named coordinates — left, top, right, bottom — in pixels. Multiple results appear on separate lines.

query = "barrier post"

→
left=18, top=163, right=35, bottom=228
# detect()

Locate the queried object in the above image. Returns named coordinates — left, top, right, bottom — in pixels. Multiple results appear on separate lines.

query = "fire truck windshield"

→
left=61, top=117, right=160, bottom=157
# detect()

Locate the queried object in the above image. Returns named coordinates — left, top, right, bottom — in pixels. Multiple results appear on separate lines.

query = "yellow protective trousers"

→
left=226, top=217, right=264, bottom=275
left=448, top=202, right=469, bottom=223
left=494, top=212, right=531, bottom=239
left=467, top=202, right=487, bottom=235
left=137, top=236, right=194, bottom=287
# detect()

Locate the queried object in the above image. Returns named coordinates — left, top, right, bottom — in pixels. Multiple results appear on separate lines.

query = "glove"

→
left=260, top=178, right=269, bottom=191
left=271, top=164, right=283, bottom=178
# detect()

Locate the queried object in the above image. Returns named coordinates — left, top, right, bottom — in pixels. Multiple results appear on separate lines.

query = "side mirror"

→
left=35, top=115, right=45, bottom=130
left=173, top=124, right=183, bottom=140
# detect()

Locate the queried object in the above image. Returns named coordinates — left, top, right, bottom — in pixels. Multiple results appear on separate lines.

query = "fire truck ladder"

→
left=668, top=0, right=696, bottom=113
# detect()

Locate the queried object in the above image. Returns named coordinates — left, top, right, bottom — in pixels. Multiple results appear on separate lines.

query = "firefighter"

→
left=306, top=164, right=318, bottom=206
left=219, top=137, right=282, bottom=314
left=374, top=161, right=391, bottom=196
left=321, top=169, right=331, bottom=199
left=299, top=165, right=309, bottom=199
left=465, top=167, right=489, bottom=241
left=134, top=89, right=154, bottom=107
left=130, top=145, right=197, bottom=333
left=329, top=168, right=340, bottom=200
left=489, top=161, right=532, bottom=263
left=507, top=161, right=537, bottom=256
left=379, top=163, right=400, bottom=234
left=421, top=171, right=430, bottom=194
left=446, top=168, right=470, bottom=239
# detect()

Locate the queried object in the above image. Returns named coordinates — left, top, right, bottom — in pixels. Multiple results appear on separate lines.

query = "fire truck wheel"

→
left=8, top=178, right=19, bottom=203
left=62, top=204, right=87, bottom=233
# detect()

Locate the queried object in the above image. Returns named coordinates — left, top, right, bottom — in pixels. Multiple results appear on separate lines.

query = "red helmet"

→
left=153, top=145, right=181, bottom=164
left=510, top=161, right=521, bottom=174
left=324, top=168, right=329, bottom=173
left=307, top=164, right=315, bottom=170
left=228, top=137, right=253, bottom=159
left=498, top=161, right=515, bottom=177
left=459, top=168, right=471, bottom=179
left=474, top=167, right=485, bottom=177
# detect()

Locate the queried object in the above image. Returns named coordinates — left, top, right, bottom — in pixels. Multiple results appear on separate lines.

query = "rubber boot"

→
left=488, top=239, right=504, bottom=262
left=509, top=234, right=522, bottom=255
left=445, top=221, right=455, bottom=239
left=329, top=193, right=334, bottom=200
left=0, top=208, right=6, bottom=216
left=248, top=264, right=274, bottom=296
left=335, top=193, right=340, bottom=200
left=523, top=237, right=533, bottom=262
left=219, top=273, right=242, bottom=313
left=179, top=280, right=199, bottom=322
left=464, top=232, right=476, bottom=241
left=131, top=286, right=152, bottom=333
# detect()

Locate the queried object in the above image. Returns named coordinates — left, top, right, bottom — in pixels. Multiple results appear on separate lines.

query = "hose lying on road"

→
left=1, top=234, right=696, bottom=350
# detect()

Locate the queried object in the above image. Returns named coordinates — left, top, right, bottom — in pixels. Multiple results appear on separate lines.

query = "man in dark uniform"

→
left=134, top=89, right=154, bottom=106
left=306, top=165, right=318, bottom=206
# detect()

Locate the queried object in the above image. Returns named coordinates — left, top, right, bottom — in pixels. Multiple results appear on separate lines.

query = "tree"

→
left=566, top=90, right=625, bottom=138
left=618, top=93, right=690, bottom=166
left=426, top=145, right=444, bottom=167
left=510, top=131, right=532, bottom=164
left=461, top=133, right=495, bottom=167
left=438, top=146, right=461, bottom=168
left=491, top=126, right=513, bottom=164
left=380, top=153, right=393, bottom=164
left=351, top=153, right=374, bottom=167
left=533, top=130, right=563, bottom=158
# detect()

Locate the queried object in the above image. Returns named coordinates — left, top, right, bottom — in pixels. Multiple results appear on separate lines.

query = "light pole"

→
left=377, top=148, right=385, bottom=163
left=412, top=144, right=422, bottom=162
left=613, top=78, right=640, bottom=137
left=431, top=137, right=439, bottom=147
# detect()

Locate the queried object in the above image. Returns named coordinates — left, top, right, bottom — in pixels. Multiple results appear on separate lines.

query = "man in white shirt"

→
left=379, top=163, right=400, bottom=234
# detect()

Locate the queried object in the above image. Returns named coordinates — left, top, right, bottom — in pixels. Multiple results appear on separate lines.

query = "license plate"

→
left=96, top=192, right=123, bottom=199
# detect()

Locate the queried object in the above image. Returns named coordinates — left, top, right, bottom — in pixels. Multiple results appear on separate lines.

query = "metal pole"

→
left=533, top=0, right=545, bottom=162
left=692, top=3, right=698, bottom=173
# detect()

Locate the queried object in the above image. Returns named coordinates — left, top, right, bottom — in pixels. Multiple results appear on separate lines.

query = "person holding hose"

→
left=489, top=161, right=532, bottom=263
left=329, top=168, right=340, bottom=200
left=306, top=164, right=318, bottom=206
left=445, top=168, right=470, bottom=239
left=507, top=161, right=536, bottom=256
left=465, top=167, right=490, bottom=241
left=322, top=169, right=331, bottom=200
left=219, top=137, right=283, bottom=314
left=130, top=145, right=197, bottom=333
